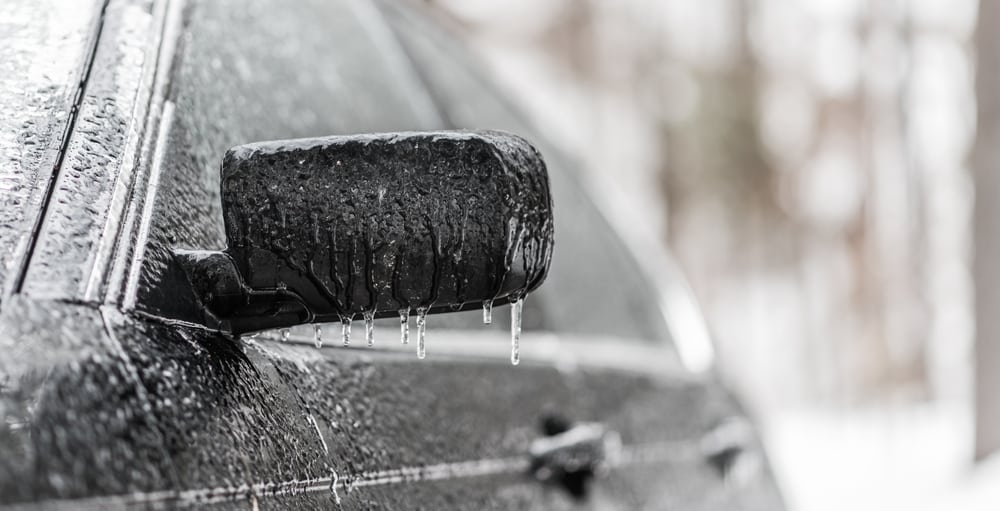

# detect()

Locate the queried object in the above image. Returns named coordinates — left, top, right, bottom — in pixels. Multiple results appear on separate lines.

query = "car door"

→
left=1, top=0, right=784, bottom=509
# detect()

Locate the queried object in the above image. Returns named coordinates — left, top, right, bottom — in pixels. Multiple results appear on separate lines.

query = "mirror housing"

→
left=176, top=130, right=554, bottom=335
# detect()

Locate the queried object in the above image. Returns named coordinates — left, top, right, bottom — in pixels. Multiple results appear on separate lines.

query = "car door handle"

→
left=528, top=417, right=621, bottom=498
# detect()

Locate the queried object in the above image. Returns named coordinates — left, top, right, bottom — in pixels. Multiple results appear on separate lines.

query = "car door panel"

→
left=2, top=297, right=780, bottom=509
left=0, top=298, right=175, bottom=503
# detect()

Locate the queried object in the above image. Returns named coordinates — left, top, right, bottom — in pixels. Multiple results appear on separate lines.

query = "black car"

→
left=0, top=0, right=784, bottom=509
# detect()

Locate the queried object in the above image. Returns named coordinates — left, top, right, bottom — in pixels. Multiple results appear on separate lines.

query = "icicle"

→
left=280, top=328, right=290, bottom=342
left=313, top=324, right=323, bottom=349
left=510, top=296, right=524, bottom=365
left=342, top=317, right=352, bottom=347
left=399, top=309, right=410, bottom=344
left=416, top=307, right=427, bottom=359
left=364, top=310, right=375, bottom=347
left=329, top=469, right=342, bottom=507
left=483, top=299, right=493, bottom=324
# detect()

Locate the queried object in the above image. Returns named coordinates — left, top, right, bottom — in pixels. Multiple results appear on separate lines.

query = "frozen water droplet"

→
left=342, top=317, right=352, bottom=347
left=399, top=309, right=410, bottom=344
left=313, top=324, right=323, bottom=348
left=483, top=299, right=493, bottom=324
left=510, top=296, right=524, bottom=365
left=280, top=329, right=290, bottom=342
left=416, top=307, right=427, bottom=359
left=364, top=310, right=375, bottom=347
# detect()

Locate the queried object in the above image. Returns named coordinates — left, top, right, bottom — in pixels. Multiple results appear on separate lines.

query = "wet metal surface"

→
left=0, top=0, right=104, bottom=307
left=0, top=297, right=173, bottom=501
left=1, top=297, right=783, bottom=508
left=21, top=0, right=164, bottom=303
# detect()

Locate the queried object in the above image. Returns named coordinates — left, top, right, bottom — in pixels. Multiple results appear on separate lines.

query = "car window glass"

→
left=379, top=2, right=675, bottom=348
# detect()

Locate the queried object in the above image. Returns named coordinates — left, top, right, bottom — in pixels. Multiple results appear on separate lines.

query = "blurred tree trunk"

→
left=974, top=0, right=1000, bottom=461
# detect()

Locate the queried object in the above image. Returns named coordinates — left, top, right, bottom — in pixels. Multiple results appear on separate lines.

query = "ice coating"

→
left=0, top=1, right=103, bottom=308
left=216, top=130, right=554, bottom=332
left=341, top=317, right=352, bottom=347
left=416, top=308, right=427, bottom=359
left=399, top=308, right=409, bottom=344
left=364, top=310, right=375, bottom=347
left=483, top=299, right=493, bottom=324
left=510, top=296, right=523, bottom=365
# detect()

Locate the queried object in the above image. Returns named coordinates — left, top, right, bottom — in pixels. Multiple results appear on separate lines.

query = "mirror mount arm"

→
left=173, top=249, right=314, bottom=335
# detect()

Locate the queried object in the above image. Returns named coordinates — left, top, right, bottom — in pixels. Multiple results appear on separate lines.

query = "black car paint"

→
left=1, top=295, right=763, bottom=509
left=0, top=0, right=784, bottom=509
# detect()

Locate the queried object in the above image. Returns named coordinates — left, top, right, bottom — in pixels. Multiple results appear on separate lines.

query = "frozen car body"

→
left=0, top=0, right=784, bottom=509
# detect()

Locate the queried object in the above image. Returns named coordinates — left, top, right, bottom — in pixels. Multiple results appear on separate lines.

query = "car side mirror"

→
left=176, top=130, right=554, bottom=339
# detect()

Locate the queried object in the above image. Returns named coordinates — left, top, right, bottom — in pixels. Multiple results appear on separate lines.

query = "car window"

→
left=379, top=2, right=675, bottom=347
